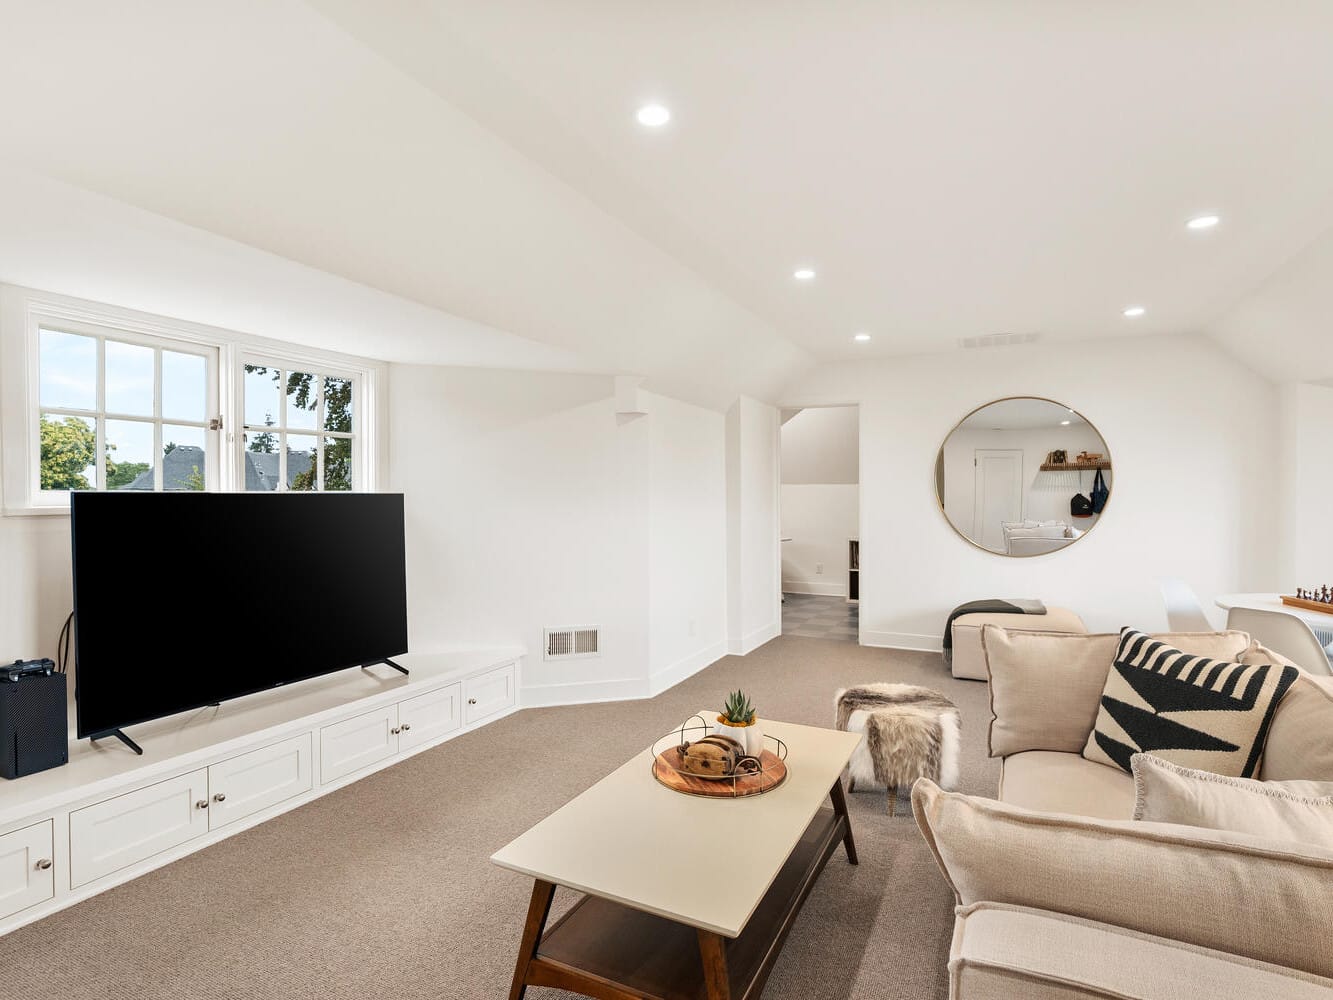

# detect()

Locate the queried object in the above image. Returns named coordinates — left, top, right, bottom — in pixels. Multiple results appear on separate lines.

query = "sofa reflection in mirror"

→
left=934, top=397, right=1112, bottom=556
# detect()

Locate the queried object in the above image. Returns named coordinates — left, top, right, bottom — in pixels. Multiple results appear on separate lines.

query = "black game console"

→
left=0, top=661, right=69, bottom=780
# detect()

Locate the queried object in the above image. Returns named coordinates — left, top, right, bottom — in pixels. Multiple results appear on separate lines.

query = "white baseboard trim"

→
left=520, top=676, right=647, bottom=708
left=727, top=621, right=781, bottom=656
left=781, top=580, right=847, bottom=597
left=861, top=630, right=944, bottom=653
left=649, top=640, right=728, bottom=697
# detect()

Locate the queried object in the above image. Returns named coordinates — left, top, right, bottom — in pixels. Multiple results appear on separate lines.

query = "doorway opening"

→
left=779, top=404, right=859, bottom=641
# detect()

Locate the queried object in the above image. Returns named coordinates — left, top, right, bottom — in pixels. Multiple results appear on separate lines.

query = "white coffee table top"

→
left=490, top=714, right=860, bottom=938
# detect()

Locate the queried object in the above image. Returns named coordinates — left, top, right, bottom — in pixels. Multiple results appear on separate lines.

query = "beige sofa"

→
left=915, top=626, right=1333, bottom=999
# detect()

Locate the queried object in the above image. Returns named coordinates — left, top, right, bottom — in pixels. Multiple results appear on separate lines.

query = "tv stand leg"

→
left=362, top=659, right=409, bottom=676
left=92, top=729, right=144, bottom=756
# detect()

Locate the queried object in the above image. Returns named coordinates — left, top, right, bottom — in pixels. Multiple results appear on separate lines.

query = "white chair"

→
left=1226, top=606, right=1333, bottom=677
left=1159, top=578, right=1213, bottom=632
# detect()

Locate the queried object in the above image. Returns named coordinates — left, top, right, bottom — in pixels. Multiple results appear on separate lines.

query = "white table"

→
left=1214, top=593, right=1333, bottom=631
left=491, top=714, right=861, bottom=1000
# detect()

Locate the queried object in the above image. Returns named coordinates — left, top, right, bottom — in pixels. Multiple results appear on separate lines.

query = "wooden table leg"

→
left=698, top=929, right=732, bottom=1000
left=508, top=879, right=556, bottom=1000
left=829, top=778, right=859, bottom=865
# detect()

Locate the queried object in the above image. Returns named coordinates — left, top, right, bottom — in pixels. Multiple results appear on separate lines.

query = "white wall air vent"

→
left=544, top=626, right=600, bottom=660
left=957, top=332, right=1042, bottom=350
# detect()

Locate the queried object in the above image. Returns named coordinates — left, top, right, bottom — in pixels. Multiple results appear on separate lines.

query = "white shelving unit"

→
left=848, top=539, right=859, bottom=604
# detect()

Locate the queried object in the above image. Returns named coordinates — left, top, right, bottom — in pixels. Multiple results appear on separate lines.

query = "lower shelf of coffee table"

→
left=527, top=807, right=847, bottom=1000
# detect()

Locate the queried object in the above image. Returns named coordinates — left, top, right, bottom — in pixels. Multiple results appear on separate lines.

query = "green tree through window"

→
left=39, top=415, right=96, bottom=490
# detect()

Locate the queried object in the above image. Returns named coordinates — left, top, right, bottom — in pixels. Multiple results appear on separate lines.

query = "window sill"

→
left=4, top=504, right=70, bottom=518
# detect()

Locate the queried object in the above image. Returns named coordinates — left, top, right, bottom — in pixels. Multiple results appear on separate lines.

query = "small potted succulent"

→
left=711, top=689, right=765, bottom=758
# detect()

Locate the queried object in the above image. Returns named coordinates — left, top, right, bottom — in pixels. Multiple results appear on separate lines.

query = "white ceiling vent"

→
left=544, top=626, right=600, bottom=660
left=957, top=332, right=1042, bottom=350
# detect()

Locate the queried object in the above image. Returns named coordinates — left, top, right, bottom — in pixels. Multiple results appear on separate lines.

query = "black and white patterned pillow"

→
left=1082, top=629, right=1300, bottom=778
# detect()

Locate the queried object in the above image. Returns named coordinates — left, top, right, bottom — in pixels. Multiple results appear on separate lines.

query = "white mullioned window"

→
left=240, top=358, right=361, bottom=492
left=1, top=285, right=383, bottom=513
left=35, top=323, right=218, bottom=495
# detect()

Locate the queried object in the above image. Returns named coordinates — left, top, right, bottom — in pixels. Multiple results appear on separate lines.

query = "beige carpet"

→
left=1, top=637, right=998, bottom=1000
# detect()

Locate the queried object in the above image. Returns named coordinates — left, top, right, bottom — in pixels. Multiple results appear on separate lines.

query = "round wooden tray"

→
left=652, top=746, right=788, bottom=798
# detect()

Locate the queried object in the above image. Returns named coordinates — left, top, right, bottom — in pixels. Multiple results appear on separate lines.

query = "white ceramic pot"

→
left=711, top=718, right=765, bottom=758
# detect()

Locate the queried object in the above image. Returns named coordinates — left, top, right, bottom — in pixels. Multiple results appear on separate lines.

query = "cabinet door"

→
left=70, top=769, right=210, bottom=888
left=320, top=706, right=399, bottom=784
left=398, top=683, right=462, bottom=752
left=208, top=734, right=313, bottom=831
left=0, top=821, right=55, bottom=920
left=463, top=662, right=517, bottom=726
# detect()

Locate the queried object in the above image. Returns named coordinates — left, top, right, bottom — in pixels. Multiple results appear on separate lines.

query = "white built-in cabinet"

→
left=0, top=821, right=55, bottom=918
left=0, top=651, right=520, bottom=935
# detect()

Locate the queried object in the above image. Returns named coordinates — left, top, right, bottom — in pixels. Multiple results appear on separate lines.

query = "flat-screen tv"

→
left=71, top=492, right=408, bottom=742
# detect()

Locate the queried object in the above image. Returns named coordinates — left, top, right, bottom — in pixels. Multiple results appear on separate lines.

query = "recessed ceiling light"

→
left=1123, top=306, right=1146, bottom=318
left=853, top=333, right=871, bottom=343
left=793, top=268, right=816, bottom=281
left=636, top=104, right=671, bottom=128
left=1060, top=420, right=1072, bottom=426
left=1187, top=214, right=1220, bottom=230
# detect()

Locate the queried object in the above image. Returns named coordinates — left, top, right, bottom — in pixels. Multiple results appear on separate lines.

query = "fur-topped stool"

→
left=834, top=684, right=961, bottom=815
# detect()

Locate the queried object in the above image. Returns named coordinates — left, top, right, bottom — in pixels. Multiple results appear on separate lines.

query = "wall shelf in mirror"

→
left=1039, top=461, right=1112, bottom=472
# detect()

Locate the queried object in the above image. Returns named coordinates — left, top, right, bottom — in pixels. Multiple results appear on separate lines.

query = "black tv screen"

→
left=71, top=492, right=408, bottom=740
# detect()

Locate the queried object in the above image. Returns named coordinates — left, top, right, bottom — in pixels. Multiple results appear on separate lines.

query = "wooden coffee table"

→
left=491, top=714, right=861, bottom=1000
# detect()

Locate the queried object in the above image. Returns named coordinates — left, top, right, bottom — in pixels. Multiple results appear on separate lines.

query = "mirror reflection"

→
left=935, top=397, right=1112, bottom=556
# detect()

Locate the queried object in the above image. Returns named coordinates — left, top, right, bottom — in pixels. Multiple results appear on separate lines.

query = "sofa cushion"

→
left=1132, top=753, right=1333, bottom=848
left=950, top=902, right=1333, bottom=1000
left=1082, top=629, right=1299, bottom=778
left=1261, top=674, right=1333, bottom=782
left=1000, top=751, right=1135, bottom=820
left=912, top=779, right=1333, bottom=980
left=982, top=627, right=1252, bottom=757
left=951, top=607, right=1087, bottom=682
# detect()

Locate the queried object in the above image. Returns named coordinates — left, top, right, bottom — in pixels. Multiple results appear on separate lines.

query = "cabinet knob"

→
left=35, top=859, right=52, bottom=871
left=390, top=726, right=402, bottom=735
left=213, top=793, right=227, bottom=803
left=401, top=723, right=411, bottom=732
left=196, top=799, right=209, bottom=810
left=468, top=698, right=477, bottom=705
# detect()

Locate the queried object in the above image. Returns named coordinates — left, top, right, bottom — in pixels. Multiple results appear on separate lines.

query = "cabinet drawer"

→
left=320, top=706, right=398, bottom=784
left=464, top=663, right=516, bottom=726
left=398, top=683, right=461, bottom=752
left=70, top=769, right=210, bottom=888
left=0, top=821, right=55, bottom=920
left=209, top=734, right=313, bottom=831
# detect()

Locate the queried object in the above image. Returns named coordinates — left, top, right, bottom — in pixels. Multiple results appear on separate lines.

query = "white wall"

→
left=780, top=484, right=858, bottom=596
left=941, top=424, right=1109, bottom=539
left=648, top=394, right=729, bottom=692
left=780, top=406, right=858, bottom=484
left=727, top=397, right=781, bottom=653
left=389, top=365, right=729, bottom=705
left=782, top=334, right=1281, bottom=648
left=1278, top=382, right=1333, bottom=584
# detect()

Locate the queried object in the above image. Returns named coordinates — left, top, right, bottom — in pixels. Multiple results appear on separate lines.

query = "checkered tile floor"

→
left=781, top=593, right=859, bottom=641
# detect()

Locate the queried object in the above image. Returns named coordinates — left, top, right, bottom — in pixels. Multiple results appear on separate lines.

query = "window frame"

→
left=238, top=352, right=365, bottom=493
left=1, top=285, right=386, bottom=515
left=33, top=319, right=220, bottom=497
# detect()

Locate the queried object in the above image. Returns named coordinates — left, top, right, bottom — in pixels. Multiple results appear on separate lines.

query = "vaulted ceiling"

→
left=1, top=1, right=1331, bottom=405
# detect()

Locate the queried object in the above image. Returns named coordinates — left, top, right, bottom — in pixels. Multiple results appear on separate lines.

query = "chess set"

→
left=1282, top=587, right=1333, bottom=616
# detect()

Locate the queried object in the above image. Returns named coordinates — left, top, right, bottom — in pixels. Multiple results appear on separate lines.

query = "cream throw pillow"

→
left=911, top=779, right=1333, bottom=980
left=982, top=627, right=1252, bottom=758
left=1132, top=753, right=1333, bottom=848
left=1261, top=674, right=1333, bottom=782
left=1082, top=629, right=1299, bottom=778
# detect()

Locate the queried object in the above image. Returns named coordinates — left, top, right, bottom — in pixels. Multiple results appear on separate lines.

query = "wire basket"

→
left=650, top=714, right=789, bottom=798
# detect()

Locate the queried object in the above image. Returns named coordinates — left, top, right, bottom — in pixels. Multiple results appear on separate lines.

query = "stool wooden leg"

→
left=887, top=786, right=897, bottom=817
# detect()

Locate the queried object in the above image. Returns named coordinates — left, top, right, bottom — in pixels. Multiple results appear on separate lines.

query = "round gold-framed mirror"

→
left=934, top=397, right=1112, bottom=557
